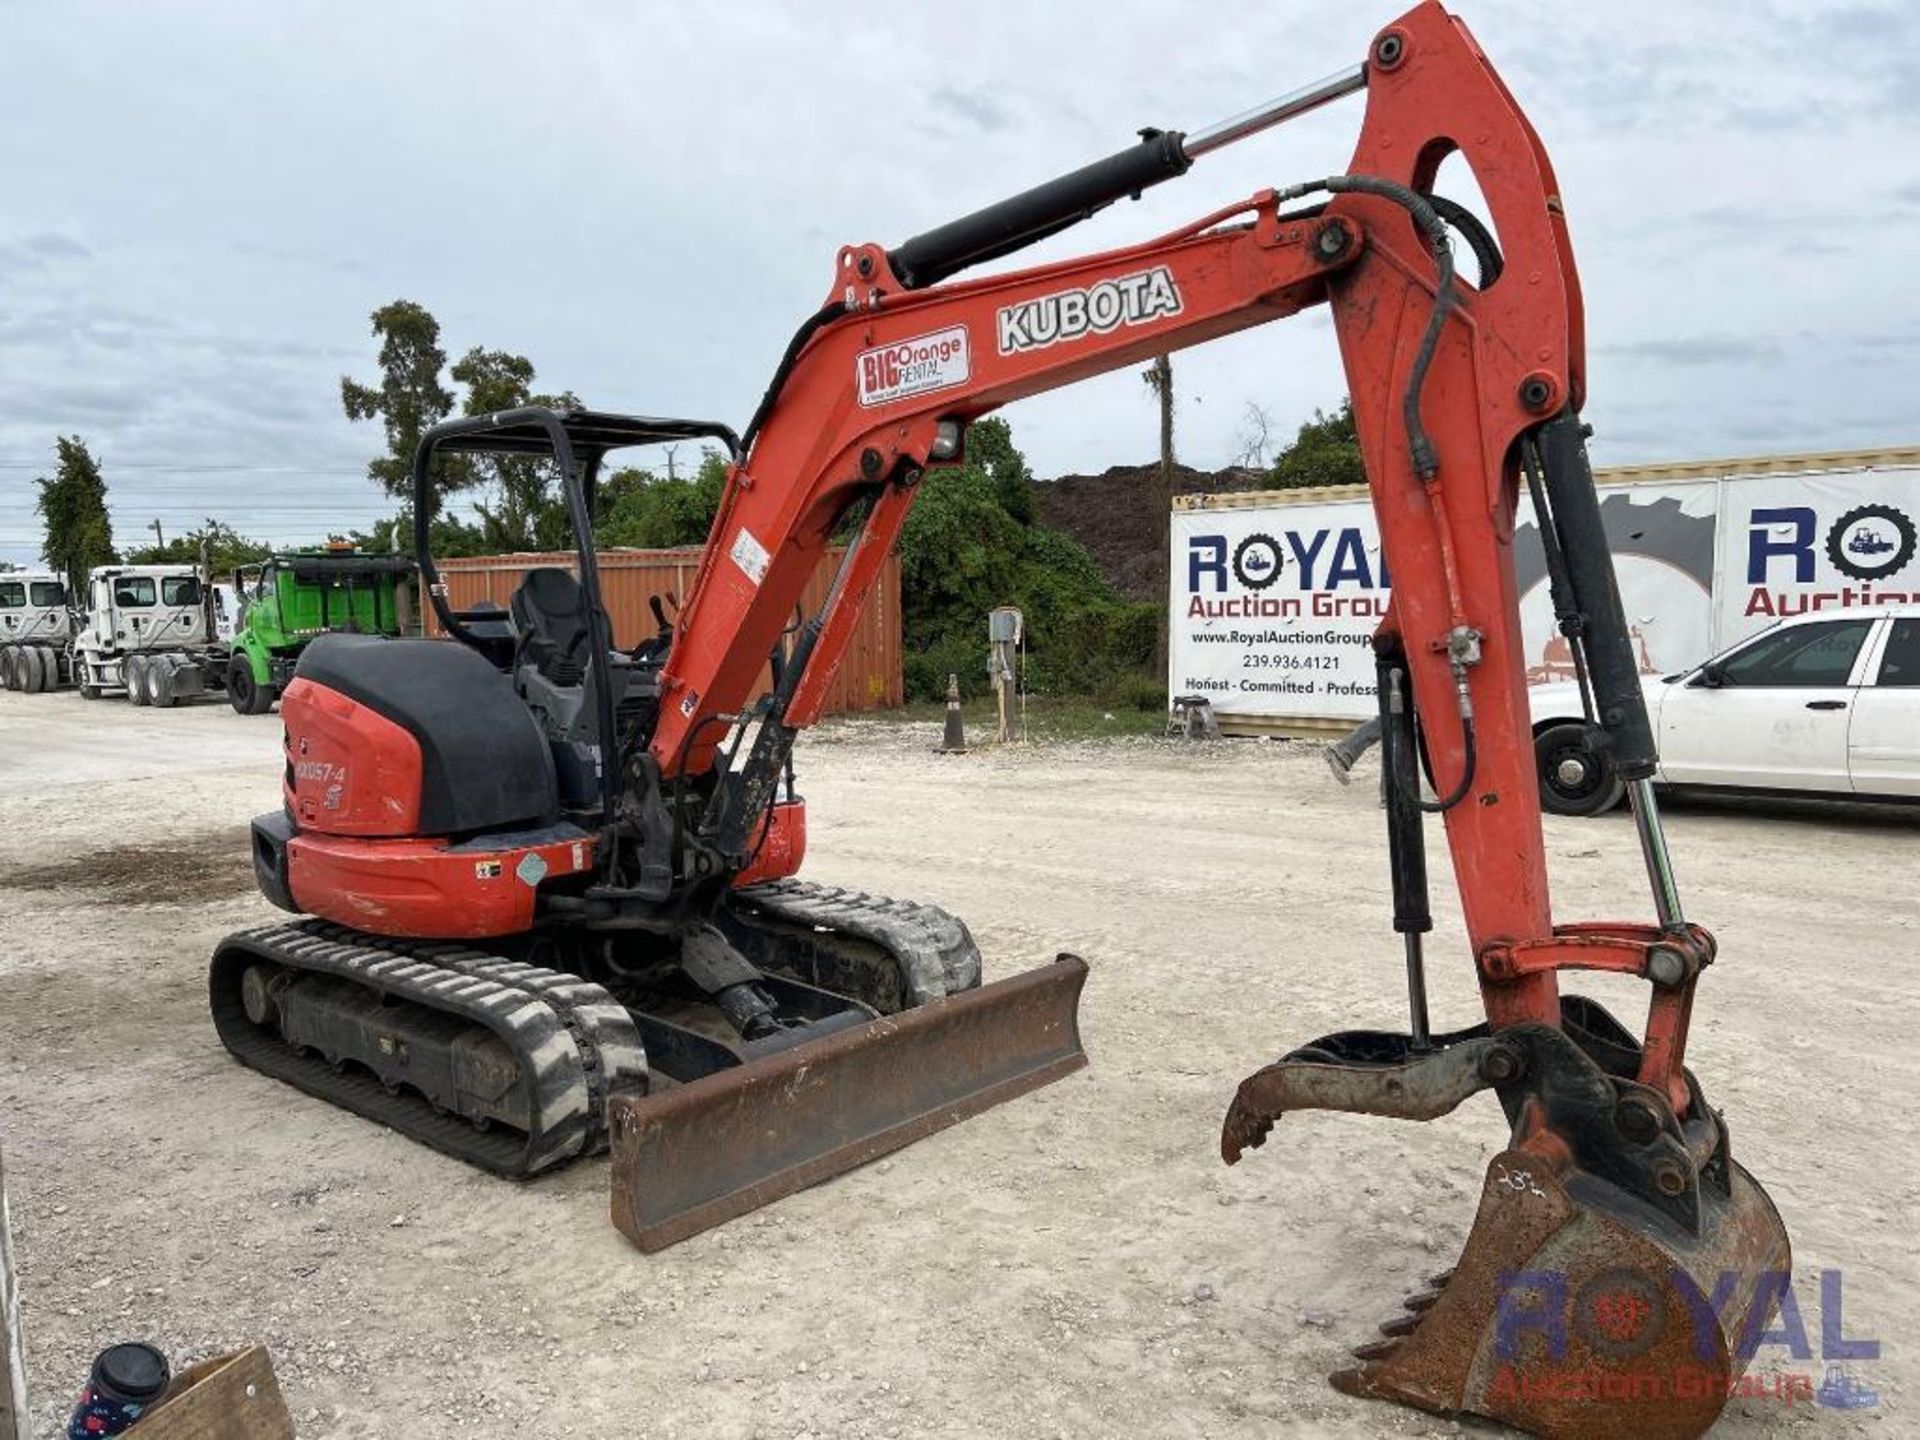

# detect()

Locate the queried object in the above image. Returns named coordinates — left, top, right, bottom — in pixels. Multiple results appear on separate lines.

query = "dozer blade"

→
left=609, top=955, right=1088, bottom=1251
left=1224, top=1012, right=1791, bottom=1439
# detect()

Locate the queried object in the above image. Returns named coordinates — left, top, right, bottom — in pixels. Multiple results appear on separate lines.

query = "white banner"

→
left=1169, top=498, right=1389, bottom=720
left=1169, top=462, right=1920, bottom=723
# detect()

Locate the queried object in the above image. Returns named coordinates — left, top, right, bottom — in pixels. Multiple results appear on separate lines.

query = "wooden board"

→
left=140, top=1346, right=295, bottom=1440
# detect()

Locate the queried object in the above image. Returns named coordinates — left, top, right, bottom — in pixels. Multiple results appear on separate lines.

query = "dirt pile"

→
left=1029, top=463, right=1269, bottom=600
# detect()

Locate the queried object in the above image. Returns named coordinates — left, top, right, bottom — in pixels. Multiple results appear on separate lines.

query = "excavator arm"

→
left=654, top=2, right=1598, bottom=1036
left=644, top=6, right=1786, bottom=1435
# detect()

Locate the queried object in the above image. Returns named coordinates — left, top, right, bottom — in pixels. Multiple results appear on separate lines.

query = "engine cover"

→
left=283, top=634, right=558, bottom=838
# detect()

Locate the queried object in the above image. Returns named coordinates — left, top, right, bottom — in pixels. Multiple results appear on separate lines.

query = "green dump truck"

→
left=221, top=548, right=417, bottom=713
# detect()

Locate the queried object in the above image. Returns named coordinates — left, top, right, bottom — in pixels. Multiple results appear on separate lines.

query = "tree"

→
left=125, top=518, right=271, bottom=576
left=450, top=346, right=579, bottom=552
left=1235, top=402, right=1277, bottom=469
left=36, top=436, right=116, bottom=590
left=1269, top=398, right=1365, bottom=490
left=966, top=417, right=1034, bottom=525
left=340, top=300, right=458, bottom=501
left=597, top=451, right=729, bottom=549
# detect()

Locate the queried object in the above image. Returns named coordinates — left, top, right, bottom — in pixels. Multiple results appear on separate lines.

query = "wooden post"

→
left=0, top=1145, right=26, bottom=1440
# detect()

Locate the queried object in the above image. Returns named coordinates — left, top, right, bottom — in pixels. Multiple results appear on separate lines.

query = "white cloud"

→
left=0, top=0, right=1911, bottom=564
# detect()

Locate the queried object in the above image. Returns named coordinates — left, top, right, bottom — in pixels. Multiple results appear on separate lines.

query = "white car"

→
left=1529, top=605, right=1920, bottom=814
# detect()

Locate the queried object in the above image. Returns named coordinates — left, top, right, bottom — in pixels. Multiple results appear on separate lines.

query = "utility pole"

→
left=149, top=517, right=165, bottom=550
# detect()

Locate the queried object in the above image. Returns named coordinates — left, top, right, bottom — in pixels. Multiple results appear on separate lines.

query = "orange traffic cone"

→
left=939, top=673, right=968, bottom=754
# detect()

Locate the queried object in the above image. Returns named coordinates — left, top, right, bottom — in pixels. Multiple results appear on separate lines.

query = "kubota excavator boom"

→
left=213, top=8, right=1784, bottom=1434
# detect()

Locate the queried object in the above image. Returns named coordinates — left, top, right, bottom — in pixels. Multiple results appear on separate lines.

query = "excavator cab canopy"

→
left=411, top=406, right=742, bottom=833
left=423, top=407, right=740, bottom=515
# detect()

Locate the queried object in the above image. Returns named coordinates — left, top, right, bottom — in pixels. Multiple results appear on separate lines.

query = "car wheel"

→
left=1534, top=722, right=1625, bottom=817
left=228, top=655, right=272, bottom=715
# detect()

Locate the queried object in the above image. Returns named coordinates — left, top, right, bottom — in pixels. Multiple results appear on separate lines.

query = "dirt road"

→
left=0, top=697, right=1911, bottom=1436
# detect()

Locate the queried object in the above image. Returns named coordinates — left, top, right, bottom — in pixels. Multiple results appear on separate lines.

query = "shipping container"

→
left=428, top=546, right=902, bottom=716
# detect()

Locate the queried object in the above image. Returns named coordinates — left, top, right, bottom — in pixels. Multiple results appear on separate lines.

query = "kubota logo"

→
left=996, top=266, right=1182, bottom=354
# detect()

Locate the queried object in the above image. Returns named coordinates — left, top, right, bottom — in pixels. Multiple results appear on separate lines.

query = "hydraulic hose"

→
left=741, top=301, right=852, bottom=459
left=1416, top=713, right=1476, bottom=814
left=1275, top=174, right=1458, bottom=483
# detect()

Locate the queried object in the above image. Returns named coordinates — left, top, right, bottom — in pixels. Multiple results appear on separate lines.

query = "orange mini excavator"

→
left=212, top=6, right=1786, bottom=1434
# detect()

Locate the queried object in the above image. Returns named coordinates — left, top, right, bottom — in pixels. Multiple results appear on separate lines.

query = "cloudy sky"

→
left=1, top=0, right=1914, bottom=568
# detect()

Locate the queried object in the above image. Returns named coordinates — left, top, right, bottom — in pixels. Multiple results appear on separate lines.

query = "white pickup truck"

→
left=1530, top=606, right=1920, bottom=814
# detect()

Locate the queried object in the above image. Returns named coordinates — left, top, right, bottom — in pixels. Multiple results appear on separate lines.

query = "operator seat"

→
left=510, top=567, right=594, bottom=685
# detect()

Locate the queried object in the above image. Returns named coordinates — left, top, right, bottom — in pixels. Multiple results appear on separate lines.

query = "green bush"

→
left=897, top=421, right=1160, bottom=705
left=904, top=634, right=992, bottom=702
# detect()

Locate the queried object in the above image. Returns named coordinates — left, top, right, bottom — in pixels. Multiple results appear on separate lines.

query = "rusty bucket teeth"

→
left=1346, top=1339, right=1403, bottom=1364
left=1377, top=1312, right=1423, bottom=1338
left=1330, top=1362, right=1388, bottom=1399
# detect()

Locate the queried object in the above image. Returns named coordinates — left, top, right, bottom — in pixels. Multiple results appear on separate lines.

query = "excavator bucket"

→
left=610, top=955, right=1088, bottom=1251
left=1223, top=1006, right=1791, bottom=1439
left=1331, top=1146, right=1790, bottom=1438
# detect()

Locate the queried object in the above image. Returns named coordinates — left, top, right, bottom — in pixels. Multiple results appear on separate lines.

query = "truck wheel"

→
left=75, top=659, right=100, bottom=699
left=1, top=651, right=19, bottom=691
left=1535, top=722, right=1624, bottom=817
left=128, top=655, right=154, bottom=706
left=151, top=659, right=178, bottom=709
left=33, top=647, right=57, bottom=692
left=227, top=656, right=273, bottom=715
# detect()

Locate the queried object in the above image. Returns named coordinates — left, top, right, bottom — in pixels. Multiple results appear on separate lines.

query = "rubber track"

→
left=211, top=922, right=603, bottom=1176
left=730, top=879, right=982, bottom=1006
left=304, top=922, right=650, bottom=1155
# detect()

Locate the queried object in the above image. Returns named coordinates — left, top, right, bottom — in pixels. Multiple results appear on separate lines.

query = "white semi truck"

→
left=0, top=571, right=77, bottom=692
left=69, top=563, right=219, bottom=704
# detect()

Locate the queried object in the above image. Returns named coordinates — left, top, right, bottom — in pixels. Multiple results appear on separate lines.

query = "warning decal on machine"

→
left=729, top=525, right=771, bottom=586
left=855, top=325, right=971, bottom=407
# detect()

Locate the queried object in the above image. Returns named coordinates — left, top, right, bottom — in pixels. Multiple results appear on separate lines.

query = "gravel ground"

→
left=0, top=695, right=1912, bottom=1437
